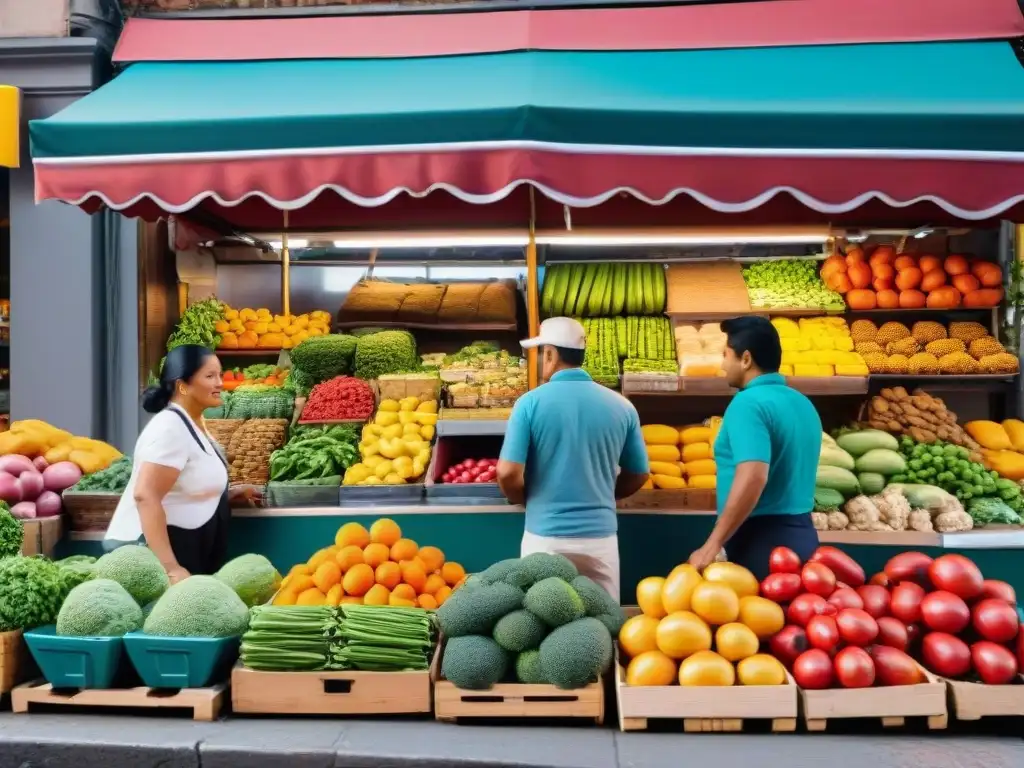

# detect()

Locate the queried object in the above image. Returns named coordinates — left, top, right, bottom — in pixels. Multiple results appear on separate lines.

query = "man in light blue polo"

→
left=496, top=317, right=650, bottom=600
left=689, top=316, right=821, bottom=580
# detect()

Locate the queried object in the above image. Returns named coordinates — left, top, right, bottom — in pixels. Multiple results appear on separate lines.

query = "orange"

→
left=424, top=574, right=446, bottom=595
left=737, top=596, right=786, bottom=640
left=636, top=577, right=667, bottom=619
left=401, top=561, right=428, bottom=594
left=661, top=565, right=703, bottom=614
left=288, top=564, right=312, bottom=577
left=441, top=562, right=466, bottom=586
left=364, top=584, right=391, bottom=606
left=390, top=538, right=419, bottom=563
left=273, top=589, right=298, bottom=606
left=389, top=594, right=417, bottom=607
left=625, top=650, right=677, bottom=687
left=363, top=543, right=391, bottom=569
left=690, top=582, right=740, bottom=626
left=618, top=614, right=660, bottom=658
left=417, top=594, right=438, bottom=610
left=375, top=562, right=402, bottom=590
left=335, top=545, right=365, bottom=572
left=312, top=561, right=342, bottom=592
left=370, top=518, right=402, bottom=547
left=655, top=611, right=712, bottom=660
left=434, top=585, right=453, bottom=605
left=342, top=563, right=375, bottom=597
left=307, top=547, right=335, bottom=570
left=296, top=587, right=326, bottom=606
left=340, top=596, right=364, bottom=605
left=392, top=583, right=417, bottom=602
left=325, top=584, right=343, bottom=607
left=335, top=522, right=371, bottom=549
left=714, top=623, right=759, bottom=662
left=417, top=546, right=445, bottom=573
left=289, top=575, right=315, bottom=594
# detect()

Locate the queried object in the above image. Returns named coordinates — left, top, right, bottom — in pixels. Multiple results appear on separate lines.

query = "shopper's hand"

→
left=166, top=565, right=191, bottom=585
left=688, top=541, right=720, bottom=573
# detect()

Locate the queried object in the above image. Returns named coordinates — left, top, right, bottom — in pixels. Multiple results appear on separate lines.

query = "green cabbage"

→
left=353, top=331, right=418, bottom=380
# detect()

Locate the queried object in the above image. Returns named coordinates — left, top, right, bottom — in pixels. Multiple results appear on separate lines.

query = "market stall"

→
left=5, top=0, right=1024, bottom=726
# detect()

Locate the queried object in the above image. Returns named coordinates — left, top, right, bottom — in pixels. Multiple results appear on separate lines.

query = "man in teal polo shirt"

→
left=497, top=317, right=650, bottom=600
left=689, top=316, right=821, bottom=579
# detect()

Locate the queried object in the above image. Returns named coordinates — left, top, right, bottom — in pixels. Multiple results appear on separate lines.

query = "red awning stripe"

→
left=33, top=148, right=1024, bottom=221
left=113, top=0, right=1024, bottom=63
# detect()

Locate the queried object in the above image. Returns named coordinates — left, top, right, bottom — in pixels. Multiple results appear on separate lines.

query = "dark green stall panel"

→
left=59, top=513, right=1024, bottom=600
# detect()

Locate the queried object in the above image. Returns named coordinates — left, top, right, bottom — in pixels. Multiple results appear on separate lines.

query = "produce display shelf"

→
left=624, top=376, right=868, bottom=397
left=944, top=674, right=1024, bottom=721
left=216, top=349, right=285, bottom=356
left=296, top=419, right=368, bottom=426
left=816, top=530, right=941, bottom=548
left=435, top=419, right=508, bottom=437
left=335, top=320, right=517, bottom=332
left=869, top=374, right=1018, bottom=389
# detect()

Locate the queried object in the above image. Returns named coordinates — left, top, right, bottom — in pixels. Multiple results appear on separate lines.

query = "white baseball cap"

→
left=520, top=317, right=587, bottom=350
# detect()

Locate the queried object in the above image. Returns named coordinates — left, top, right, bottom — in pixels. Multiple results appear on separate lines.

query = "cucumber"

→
left=652, top=264, right=667, bottom=312
left=611, top=265, right=627, bottom=315
left=599, top=269, right=615, bottom=316
left=573, top=264, right=598, bottom=317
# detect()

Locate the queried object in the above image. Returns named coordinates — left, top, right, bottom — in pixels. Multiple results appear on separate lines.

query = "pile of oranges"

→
left=274, top=517, right=467, bottom=609
left=215, top=306, right=334, bottom=350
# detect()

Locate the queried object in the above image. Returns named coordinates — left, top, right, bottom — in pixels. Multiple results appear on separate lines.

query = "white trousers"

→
left=521, top=530, right=621, bottom=603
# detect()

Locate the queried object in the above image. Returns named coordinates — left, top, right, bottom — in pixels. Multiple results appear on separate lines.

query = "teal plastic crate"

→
left=123, top=633, right=240, bottom=689
left=22, top=626, right=124, bottom=689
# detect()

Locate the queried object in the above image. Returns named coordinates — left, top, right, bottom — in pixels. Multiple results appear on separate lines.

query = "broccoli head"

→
left=354, top=331, right=418, bottom=380
left=289, top=334, right=358, bottom=382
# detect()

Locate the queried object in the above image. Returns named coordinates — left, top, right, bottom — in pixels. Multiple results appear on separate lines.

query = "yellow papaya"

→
left=646, top=445, right=681, bottom=463
left=653, top=474, right=688, bottom=490
left=986, top=450, right=1024, bottom=481
left=44, top=442, right=75, bottom=464
left=686, top=459, right=717, bottom=477
left=642, top=425, right=680, bottom=446
left=68, top=450, right=109, bottom=474
left=649, top=461, right=683, bottom=478
left=682, top=442, right=711, bottom=462
left=689, top=475, right=717, bottom=490
left=966, top=421, right=1012, bottom=451
left=680, top=426, right=713, bottom=445
left=1002, top=419, right=1024, bottom=453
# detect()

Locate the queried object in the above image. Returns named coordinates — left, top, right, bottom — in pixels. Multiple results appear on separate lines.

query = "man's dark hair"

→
left=551, top=345, right=585, bottom=367
left=721, top=316, right=781, bottom=372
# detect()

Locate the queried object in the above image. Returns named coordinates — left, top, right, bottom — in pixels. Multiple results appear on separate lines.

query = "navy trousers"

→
left=725, top=513, right=819, bottom=581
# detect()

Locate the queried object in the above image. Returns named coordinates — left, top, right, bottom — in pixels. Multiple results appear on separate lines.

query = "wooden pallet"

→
left=800, top=665, right=947, bottom=732
left=434, top=679, right=604, bottom=724
left=945, top=676, right=1024, bottom=722
left=0, top=630, right=32, bottom=695
left=11, top=681, right=227, bottom=722
left=615, top=659, right=797, bottom=733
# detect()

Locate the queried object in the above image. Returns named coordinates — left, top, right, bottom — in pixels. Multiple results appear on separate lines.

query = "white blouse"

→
left=105, top=405, right=229, bottom=542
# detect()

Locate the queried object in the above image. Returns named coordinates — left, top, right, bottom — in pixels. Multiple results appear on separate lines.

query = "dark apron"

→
left=725, top=513, right=819, bottom=582
left=164, top=408, right=231, bottom=575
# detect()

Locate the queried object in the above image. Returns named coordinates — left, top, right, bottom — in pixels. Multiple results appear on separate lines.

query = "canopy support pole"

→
left=281, top=211, right=291, bottom=317
left=526, top=188, right=540, bottom=390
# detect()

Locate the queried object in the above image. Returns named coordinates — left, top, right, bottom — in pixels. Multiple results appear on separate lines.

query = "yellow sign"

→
left=0, top=85, right=20, bottom=168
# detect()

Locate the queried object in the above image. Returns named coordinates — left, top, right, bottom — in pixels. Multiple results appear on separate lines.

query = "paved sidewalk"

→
left=0, top=714, right=1021, bottom=768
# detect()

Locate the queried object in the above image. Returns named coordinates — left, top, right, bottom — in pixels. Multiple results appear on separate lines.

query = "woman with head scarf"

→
left=104, top=345, right=229, bottom=582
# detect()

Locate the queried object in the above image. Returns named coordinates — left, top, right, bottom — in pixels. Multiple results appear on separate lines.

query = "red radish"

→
left=16, top=471, right=44, bottom=502
left=10, top=501, right=36, bottom=519
left=0, top=472, right=22, bottom=505
left=34, top=491, right=62, bottom=517
left=0, top=455, right=36, bottom=478
left=32, top=456, right=49, bottom=472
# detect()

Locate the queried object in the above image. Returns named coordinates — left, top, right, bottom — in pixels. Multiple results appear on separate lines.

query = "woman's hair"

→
left=141, top=344, right=215, bottom=414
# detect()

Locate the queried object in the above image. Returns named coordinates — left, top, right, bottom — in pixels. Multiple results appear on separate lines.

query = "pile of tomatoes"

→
left=762, top=546, right=1022, bottom=689
left=441, top=458, right=498, bottom=484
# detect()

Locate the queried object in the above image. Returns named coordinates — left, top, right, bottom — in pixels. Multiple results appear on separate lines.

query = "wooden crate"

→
left=617, top=488, right=715, bottom=512
left=615, top=658, right=798, bottom=733
left=434, top=678, right=604, bottom=724
left=800, top=665, right=947, bottom=731
left=0, top=630, right=33, bottom=695
left=61, top=492, right=119, bottom=532
left=11, top=680, right=226, bottom=722
left=946, top=675, right=1024, bottom=722
left=231, top=652, right=434, bottom=716
left=20, top=517, right=62, bottom=557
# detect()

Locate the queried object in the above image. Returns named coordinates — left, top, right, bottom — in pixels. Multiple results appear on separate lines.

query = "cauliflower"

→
left=908, top=509, right=934, bottom=532
left=353, top=331, right=418, bottom=380
left=873, top=487, right=911, bottom=531
left=844, top=496, right=892, bottom=532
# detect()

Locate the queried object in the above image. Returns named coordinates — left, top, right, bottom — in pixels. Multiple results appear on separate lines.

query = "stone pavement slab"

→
left=0, top=713, right=1021, bottom=768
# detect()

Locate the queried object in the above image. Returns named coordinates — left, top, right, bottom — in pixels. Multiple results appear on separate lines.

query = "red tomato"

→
left=890, top=582, right=926, bottom=625
left=921, top=632, right=972, bottom=678
left=1017, top=628, right=1024, bottom=670
left=459, top=472, right=473, bottom=483
left=787, top=593, right=829, bottom=627
left=834, top=646, right=875, bottom=689
left=971, top=641, right=1019, bottom=685
left=836, top=608, right=879, bottom=647
left=810, top=546, right=866, bottom=588
left=920, top=591, right=971, bottom=634
left=828, top=587, right=864, bottom=611
left=869, top=572, right=891, bottom=588
left=875, top=616, right=910, bottom=651
left=906, top=623, right=923, bottom=648
left=769, top=547, right=802, bottom=575
left=928, top=554, right=984, bottom=601
left=792, top=649, right=834, bottom=690
left=806, top=615, right=840, bottom=653
left=769, top=625, right=809, bottom=667
left=478, top=470, right=496, bottom=483
left=971, top=598, right=1020, bottom=644
left=856, top=584, right=891, bottom=619
left=868, top=645, right=923, bottom=686
left=979, top=579, right=1016, bottom=606
left=760, top=573, right=803, bottom=604
left=884, top=551, right=933, bottom=586
left=802, top=563, right=837, bottom=598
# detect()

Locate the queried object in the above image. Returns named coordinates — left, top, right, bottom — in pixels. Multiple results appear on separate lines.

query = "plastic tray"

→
left=338, top=484, right=425, bottom=506
left=266, top=480, right=341, bottom=508
left=123, top=633, right=240, bottom=689
left=23, top=626, right=124, bottom=689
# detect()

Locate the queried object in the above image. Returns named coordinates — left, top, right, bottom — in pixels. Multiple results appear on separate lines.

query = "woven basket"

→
left=61, top=491, right=120, bottom=532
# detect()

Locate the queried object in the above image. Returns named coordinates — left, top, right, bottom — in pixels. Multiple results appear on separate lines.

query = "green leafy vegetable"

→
left=289, top=335, right=358, bottom=382
left=70, top=456, right=133, bottom=493
left=0, top=503, right=21, bottom=558
left=0, top=556, right=66, bottom=632
left=269, top=425, right=359, bottom=481
left=353, top=331, right=418, bottom=380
